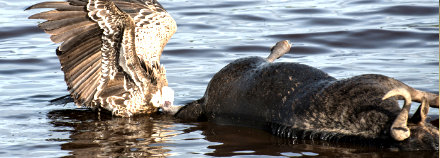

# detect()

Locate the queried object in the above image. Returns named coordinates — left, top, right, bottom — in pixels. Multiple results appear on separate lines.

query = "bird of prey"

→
left=26, top=0, right=177, bottom=117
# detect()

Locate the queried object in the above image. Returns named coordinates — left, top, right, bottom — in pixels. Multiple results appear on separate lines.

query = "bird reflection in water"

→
left=46, top=109, right=178, bottom=157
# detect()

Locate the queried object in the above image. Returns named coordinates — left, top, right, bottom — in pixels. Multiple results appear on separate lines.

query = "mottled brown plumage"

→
left=27, top=0, right=177, bottom=117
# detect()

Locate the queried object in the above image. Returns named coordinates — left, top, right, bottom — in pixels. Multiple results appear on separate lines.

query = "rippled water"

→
left=0, top=0, right=438, bottom=157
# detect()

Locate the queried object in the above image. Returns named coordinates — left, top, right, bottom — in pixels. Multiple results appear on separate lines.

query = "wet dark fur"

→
left=175, top=56, right=439, bottom=151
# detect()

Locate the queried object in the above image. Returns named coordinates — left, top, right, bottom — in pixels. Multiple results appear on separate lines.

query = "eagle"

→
left=26, top=0, right=177, bottom=117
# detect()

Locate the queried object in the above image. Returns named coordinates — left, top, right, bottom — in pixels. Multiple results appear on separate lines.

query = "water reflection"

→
left=174, top=121, right=439, bottom=157
left=48, top=108, right=437, bottom=157
left=47, top=109, right=176, bottom=157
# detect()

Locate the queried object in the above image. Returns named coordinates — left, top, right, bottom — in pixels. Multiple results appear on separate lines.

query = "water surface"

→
left=0, top=0, right=438, bottom=157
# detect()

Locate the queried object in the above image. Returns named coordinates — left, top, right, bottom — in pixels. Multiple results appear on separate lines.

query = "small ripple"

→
left=30, top=94, right=58, bottom=99
left=0, top=26, right=42, bottom=39
left=233, top=150, right=255, bottom=154
left=281, top=152, right=302, bottom=157
left=298, top=17, right=359, bottom=26
left=0, top=68, right=39, bottom=75
left=0, top=58, right=45, bottom=64
left=302, top=152, right=319, bottom=156
left=292, top=46, right=332, bottom=54
left=178, top=12, right=218, bottom=16
left=345, top=5, right=438, bottom=16
left=2, top=113, right=32, bottom=119
left=164, top=48, right=224, bottom=57
left=345, top=0, right=382, bottom=5
left=425, top=62, right=439, bottom=66
left=232, top=14, right=267, bottom=21
left=178, top=23, right=216, bottom=30
left=320, top=66, right=346, bottom=73
left=380, top=5, right=438, bottom=16
left=226, top=45, right=268, bottom=53
left=282, top=8, right=328, bottom=14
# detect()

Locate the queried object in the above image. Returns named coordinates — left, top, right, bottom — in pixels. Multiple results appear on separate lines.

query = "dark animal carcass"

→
left=167, top=40, right=439, bottom=151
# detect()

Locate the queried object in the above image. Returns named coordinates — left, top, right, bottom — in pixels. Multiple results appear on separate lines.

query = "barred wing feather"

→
left=27, top=0, right=177, bottom=116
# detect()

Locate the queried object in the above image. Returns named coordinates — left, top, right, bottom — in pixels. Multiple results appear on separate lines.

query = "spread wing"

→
left=27, top=0, right=176, bottom=116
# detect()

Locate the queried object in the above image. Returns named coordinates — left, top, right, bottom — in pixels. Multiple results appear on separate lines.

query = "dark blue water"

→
left=0, top=0, right=438, bottom=157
